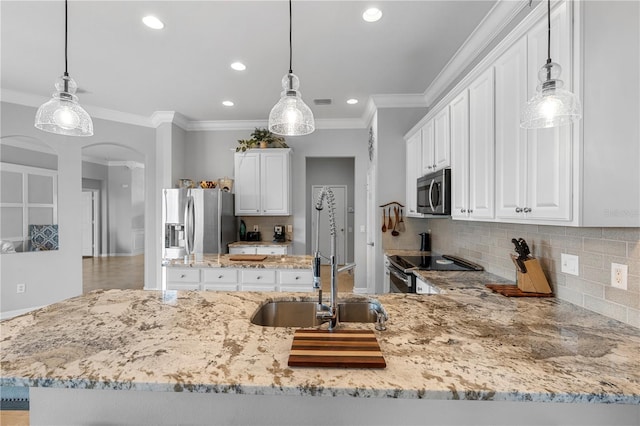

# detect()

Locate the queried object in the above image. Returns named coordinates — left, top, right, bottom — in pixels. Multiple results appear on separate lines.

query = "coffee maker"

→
left=273, top=225, right=286, bottom=242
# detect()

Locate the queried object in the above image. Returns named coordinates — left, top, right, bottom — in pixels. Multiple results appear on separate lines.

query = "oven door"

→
left=386, top=264, right=416, bottom=293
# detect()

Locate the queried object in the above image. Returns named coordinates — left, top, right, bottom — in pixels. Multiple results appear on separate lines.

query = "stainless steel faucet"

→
left=313, top=186, right=341, bottom=330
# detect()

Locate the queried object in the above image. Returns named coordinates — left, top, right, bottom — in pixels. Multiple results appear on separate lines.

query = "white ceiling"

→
left=1, top=0, right=502, bottom=127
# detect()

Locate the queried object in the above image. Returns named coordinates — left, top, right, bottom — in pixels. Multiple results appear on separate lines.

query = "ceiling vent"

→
left=313, top=98, right=333, bottom=106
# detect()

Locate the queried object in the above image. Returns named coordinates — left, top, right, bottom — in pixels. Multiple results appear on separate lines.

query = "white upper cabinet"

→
left=451, top=67, right=495, bottom=221
left=495, top=3, right=572, bottom=222
left=421, top=110, right=450, bottom=175
left=405, top=132, right=424, bottom=218
left=450, top=90, right=469, bottom=220
left=468, top=67, right=495, bottom=220
left=420, top=119, right=435, bottom=175
left=433, top=107, right=451, bottom=171
left=234, top=149, right=291, bottom=216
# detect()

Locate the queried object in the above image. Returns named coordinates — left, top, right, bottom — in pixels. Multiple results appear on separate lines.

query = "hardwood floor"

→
left=320, top=264, right=354, bottom=293
left=82, top=255, right=144, bottom=294
left=0, top=410, right=28, bottom=425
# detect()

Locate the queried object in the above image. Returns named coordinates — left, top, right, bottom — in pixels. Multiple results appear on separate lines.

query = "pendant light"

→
left=268, top=0, right=315, bottom=136
left=35, top=0, right=93, bottom=137
left=520, top=0, right=581, bottom=129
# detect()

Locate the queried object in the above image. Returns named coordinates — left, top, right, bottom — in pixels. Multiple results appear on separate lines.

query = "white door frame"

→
left=81, top=189, right=100, bottom=257
left=311, top=185, right=347, bottom=265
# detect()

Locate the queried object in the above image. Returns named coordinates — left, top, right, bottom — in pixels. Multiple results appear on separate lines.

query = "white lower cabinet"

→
left=167, top=267, right=313, bottom=292
left=229, top=245, right=288, bottom=255
left=229, top=247, right=257, bottom=255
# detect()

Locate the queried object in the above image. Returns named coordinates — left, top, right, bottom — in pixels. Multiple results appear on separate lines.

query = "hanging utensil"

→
left=388, top=207, right=393, bottom=230
left=382, top=209, right=386, bottom=232
left=391, top=207, right=400, bottom=236
left=398, top=208, right=406, bottom=232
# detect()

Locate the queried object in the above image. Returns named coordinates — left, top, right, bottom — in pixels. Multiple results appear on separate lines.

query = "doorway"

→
left=311, top=185, right=347, bottom=264
left=81, top=190, right=99, bottom=257
left=305, top=157, right=355, bottom=264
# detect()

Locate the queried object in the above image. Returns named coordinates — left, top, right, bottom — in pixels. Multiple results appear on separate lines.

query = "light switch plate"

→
left=561, top=254, right=579, bottom=276
left=287, top=225, right=293, bottom=233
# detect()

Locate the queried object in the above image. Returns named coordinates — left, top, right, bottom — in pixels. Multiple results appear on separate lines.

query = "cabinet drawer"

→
left=202, top=268, right=238, bottom=284
left=279, top=270, right=312, bottom=285
left=166, top=282, right=200, bottom=291
left=280, top=285, right=314, bottom=293
left=241, top=283, right=277, bottom=292
left=229, top=247, right=256, bottom=255
left=166, top=268, right=200, bottom=283
left=256, top=246, right=287, bottom=255
left=241, top=269, right=276, bottom=284
left=202, top=283, right=239, bottom=292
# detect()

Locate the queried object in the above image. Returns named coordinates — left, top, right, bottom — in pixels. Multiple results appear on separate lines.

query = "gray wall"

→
left=0, top=144, right=57, bottom=170
left=305, top=157, right=355, bottom=262
left=1, top=101, right=159, bottom=317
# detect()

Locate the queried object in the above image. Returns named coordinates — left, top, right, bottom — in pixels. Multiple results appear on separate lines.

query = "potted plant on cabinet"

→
left=236, top=128, right=289, bottom=152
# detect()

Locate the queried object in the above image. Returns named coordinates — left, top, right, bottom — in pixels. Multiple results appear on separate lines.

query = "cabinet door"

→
left=495, top=37, right=528, bottom=220
left=279, top=270, right=313, bottom=292
left=433, top=107, right=451, bottom=171
left=525, top=1, right=572, bottom=221
left=405, top=132, right=424, bottom=218
left=449, top=90, right=469, bottom=219
left=229, top=246, right=256, bottom=255
left=261, top=151, right=290, bottom=215
left=421, top=120, right=435, bottom=175
left=468, top=67, right=495, bottom=220
left=234, top=152, right=261, bottom=215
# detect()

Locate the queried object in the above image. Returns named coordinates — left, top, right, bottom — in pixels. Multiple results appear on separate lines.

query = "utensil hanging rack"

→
left=379, top=201, right=404, bottom=208
left=379, top=202, right=405, bottom=236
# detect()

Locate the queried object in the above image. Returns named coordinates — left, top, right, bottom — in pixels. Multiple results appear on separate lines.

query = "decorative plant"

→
left=236, top=128, right=288, bottom=152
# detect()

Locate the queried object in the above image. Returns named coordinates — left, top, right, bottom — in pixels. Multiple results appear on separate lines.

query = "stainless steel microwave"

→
left=417, top=168, right=451, bottom=215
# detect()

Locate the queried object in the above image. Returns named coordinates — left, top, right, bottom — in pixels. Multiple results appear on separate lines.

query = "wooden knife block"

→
left=516, top=258, right=552, bottom=294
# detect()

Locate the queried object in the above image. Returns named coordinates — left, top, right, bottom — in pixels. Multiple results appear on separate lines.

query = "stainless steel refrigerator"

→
left=162, top=188, right=236, bottom=259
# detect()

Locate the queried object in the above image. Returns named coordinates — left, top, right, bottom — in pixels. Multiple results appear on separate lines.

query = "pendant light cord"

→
left=546, top=0, right=551, bottom=65
left=64, top=0, right=69, bottom=77
left=288, top=0, right=293, bottom=74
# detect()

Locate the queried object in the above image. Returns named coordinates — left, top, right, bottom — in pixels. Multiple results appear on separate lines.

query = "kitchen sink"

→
left=250, top=300, right=387, bottom=327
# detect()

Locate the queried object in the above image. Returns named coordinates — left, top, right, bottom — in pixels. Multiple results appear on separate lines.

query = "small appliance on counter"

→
left=246, top=231, right=261, bottom=241
left=273, top=225, right=286, bottom=242
left=419, top=231, right=431, bottom=252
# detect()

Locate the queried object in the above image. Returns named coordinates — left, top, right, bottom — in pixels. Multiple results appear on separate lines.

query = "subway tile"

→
left=583, top=295, right=628, bottom=323
left=549, top=236, right=583, bottom=250
left=566, top=250, right=603, bottom=268
left=601, top=227, right=640, bottom=242
left=566, top=227, right=603, bottom=238
left=537, top=225, right=567, bottom=236
left=605, top=286, right=640, bottom=309
left=628, top=240, right=640, bottom=259
left=556, top=286, right=584, bottom=306
left=565, top=275, right=604, bottom=298
left=627, top=274, right=640, bottom=294
left=582, top=266, right=611, bottom=285
left=627, top=308, right=640, bottom=328
left=583, top=238, right=627, bottom=257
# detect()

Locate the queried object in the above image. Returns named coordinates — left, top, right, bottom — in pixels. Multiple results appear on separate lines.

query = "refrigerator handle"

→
left=184, top=195, right=195, bottom=255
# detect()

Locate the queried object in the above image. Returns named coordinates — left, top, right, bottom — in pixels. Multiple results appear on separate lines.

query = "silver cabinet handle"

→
left=524, top=207, right=532, bottom=213
left=180, top=274, right=186, bottom=278
left=256, top=276, right=262, bottom=280
left=295, top=276, right=300, bottom=280
left=218, top=275, right=223, bottom=279
left=515, top=207, right=523, bottom=213
left=432, top=164, right=436, bottom=169
left=468, top=209, right=474, bottom=213
left=367, top=242, right=374, bottom=247
left=461, top=209, right=466, bottom=213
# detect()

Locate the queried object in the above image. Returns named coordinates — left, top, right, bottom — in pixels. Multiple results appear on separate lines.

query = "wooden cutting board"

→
left=228, top=254, right=268, bottom=261
left=288, top=329, right=386, bottom=368
left=485, top=284, right=554, bottom=297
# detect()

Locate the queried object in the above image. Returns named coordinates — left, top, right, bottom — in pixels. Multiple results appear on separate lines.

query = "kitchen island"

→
left=1, top=271, right=639, bottom=425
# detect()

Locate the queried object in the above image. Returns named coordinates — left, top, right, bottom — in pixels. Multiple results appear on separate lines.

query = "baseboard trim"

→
left=1, top=305, right=46, bottom=320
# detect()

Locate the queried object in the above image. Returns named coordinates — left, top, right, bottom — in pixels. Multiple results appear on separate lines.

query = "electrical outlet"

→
left=561, top=254, right=579, bottom=276
left=611, top=263, right=628, bottom=290
left=16, top=283, right=26, bottom=294
left=253, top=225, right=259, bottom=232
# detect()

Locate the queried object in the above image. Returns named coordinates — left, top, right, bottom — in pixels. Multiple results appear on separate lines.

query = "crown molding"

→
left=370, top=94, right=428, bottom=109
left=422, top=0, right=528, bottom=106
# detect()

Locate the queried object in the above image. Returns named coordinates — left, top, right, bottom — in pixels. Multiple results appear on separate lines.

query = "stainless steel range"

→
left=386, top=254, right=483, bottom=293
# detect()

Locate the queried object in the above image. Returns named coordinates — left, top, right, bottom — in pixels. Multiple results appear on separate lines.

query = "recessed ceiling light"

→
left=362, top=8, right=382, bottom=23
left=230, top=62, right=246, bottom=71
left=142, top=15, right=164, bottom=30
left=222, top=101, right=234, bottom=107
left=347, top=98, right=359, bottom=105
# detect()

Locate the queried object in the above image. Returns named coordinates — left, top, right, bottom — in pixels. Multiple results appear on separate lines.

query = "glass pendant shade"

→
left=268, top=73, right=315, bottom=136
left=35, top=74, right=93, bottom=137
left=520, top=62, right=581, bottom=129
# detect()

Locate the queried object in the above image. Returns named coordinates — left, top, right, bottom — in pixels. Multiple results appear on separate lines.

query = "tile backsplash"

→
left=421, top=219, right=640, bottom=328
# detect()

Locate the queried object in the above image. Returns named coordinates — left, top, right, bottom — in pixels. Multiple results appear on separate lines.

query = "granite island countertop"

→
left=1, top=271, right=639, bottom=405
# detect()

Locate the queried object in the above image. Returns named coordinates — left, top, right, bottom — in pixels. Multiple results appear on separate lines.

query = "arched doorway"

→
left=81, top=143, right=145, bottom=293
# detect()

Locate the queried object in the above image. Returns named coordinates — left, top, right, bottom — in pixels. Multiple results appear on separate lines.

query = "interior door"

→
left=311, top=185, right=347, bottom=265
left=81, top=191, right=94, bottom=256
